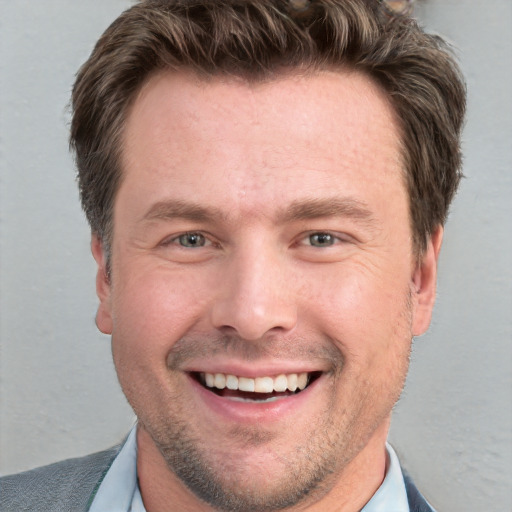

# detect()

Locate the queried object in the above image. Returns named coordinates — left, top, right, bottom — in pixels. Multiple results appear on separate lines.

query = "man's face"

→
left=94, top=70, right=439, bottom=510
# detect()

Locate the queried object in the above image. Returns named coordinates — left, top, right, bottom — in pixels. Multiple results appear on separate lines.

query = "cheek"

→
left=309, top=265, right=413, bottom=421
left=304, top=260, right=413, bottom=360
left=109, top=261, right=217, bottom=358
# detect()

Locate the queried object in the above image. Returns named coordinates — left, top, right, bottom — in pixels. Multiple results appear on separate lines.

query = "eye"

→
left=156, top=230, right=219, bottom=263
left=307, top=232, right=337, bottom=247
left=176, top=232, right=207, bottom=248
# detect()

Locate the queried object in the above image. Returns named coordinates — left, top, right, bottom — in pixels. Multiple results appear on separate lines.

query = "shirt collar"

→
left=88, top=424, right=141, bottom=512
left=89, top=426, right=409, bottom=512
left=361, top=443, right=410, bottom=512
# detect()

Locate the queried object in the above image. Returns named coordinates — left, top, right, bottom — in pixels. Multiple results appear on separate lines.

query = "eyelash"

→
left=303, top=231, right=343, bottom=247
left=162, top=231, right=214, bottom=248
left=161, top=230, right=348, bottom=249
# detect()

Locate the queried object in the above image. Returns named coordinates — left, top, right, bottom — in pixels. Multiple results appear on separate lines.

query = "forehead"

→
left=120, top=69, right=404, bottom=221
left=125, top=68, right=400, bottom=152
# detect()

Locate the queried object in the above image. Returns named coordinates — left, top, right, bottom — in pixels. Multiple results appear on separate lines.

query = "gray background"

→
left=1, top=1, right=511, bottom=510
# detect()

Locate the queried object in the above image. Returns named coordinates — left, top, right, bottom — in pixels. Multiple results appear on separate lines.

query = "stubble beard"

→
left=144, top=390, right=346, bottom=512
left=138, top=362, right=409, bottom=510
left=132, top=336, right=349, bottom=512
left=127, top=294, right=413, bottom=512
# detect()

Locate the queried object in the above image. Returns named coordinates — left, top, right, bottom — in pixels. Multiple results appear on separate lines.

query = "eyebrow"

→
left=277, top=197, right=376, bottom=225
left=141, top=197, right=376, bottom=226
left=141, top=200, right=226, bottom=223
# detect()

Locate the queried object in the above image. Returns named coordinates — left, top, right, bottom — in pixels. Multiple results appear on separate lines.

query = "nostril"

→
left=210, top=275, right=298, bottom=341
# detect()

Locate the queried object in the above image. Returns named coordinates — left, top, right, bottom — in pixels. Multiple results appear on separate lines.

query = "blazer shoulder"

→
left=0, top=445, right=120, bottom=512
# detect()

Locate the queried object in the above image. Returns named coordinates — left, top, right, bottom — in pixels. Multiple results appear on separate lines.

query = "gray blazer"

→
left=0, top=446, right=435, bottom=512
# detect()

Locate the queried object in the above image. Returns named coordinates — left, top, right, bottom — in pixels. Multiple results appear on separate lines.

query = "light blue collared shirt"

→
left=88, top=426, right=144, bottom=512
left=89, top=425, right=411, bottom=512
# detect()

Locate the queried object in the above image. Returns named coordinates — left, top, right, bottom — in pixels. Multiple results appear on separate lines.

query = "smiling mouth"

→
left=192, top=371, right=322, bottom=402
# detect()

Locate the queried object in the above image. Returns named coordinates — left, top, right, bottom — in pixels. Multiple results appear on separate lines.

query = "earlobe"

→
left=411, top=226, right=444, bottom=336
left=91, top=235, right=113, bottom=335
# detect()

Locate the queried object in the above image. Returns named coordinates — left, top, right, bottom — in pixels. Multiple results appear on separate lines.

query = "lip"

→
left=186, top=370, right=325, bottom=424
left=182, top=359, right=326, bottom=378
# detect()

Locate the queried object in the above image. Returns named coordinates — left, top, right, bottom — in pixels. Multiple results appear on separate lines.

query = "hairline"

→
left=99, top=63, right=425, bottom=271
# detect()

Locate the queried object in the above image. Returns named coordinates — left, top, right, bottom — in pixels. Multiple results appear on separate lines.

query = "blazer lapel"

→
left=402, top=471, right=436, bottom=512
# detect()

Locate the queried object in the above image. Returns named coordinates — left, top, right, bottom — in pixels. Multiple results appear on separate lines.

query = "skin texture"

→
left=92, top=70, right=442, bottom=511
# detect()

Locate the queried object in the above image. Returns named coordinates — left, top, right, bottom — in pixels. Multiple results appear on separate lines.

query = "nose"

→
left=210, top=244, right=298, bottom=341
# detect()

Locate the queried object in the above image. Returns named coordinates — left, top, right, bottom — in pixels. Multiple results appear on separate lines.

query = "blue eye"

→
left=178, top=232, right=206, bottom=248
left=309, top=233, right=336, bottom=247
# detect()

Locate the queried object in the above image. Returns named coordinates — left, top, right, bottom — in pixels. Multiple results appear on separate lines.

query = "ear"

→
left=91, top=235, right=113, bottom=335
left=411, top=226, right=443, bottom=336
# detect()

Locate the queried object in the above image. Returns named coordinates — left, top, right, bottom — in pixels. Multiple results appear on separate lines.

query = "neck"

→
left=136, top=418, right=390, bottom=512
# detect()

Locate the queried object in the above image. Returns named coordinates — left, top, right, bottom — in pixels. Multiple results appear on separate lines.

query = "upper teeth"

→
left=202, top=372, right=309, bottom=393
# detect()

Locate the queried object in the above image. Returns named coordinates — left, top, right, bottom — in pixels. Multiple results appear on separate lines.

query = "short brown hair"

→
left=71, top=0, right=466, bottom=256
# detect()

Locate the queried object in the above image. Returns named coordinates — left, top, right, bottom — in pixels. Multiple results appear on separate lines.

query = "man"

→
left=0, top=0, right=466, bottom=510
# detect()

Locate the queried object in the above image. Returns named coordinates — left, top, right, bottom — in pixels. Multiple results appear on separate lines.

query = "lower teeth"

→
left=228, top=396, right=282, bottom=403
